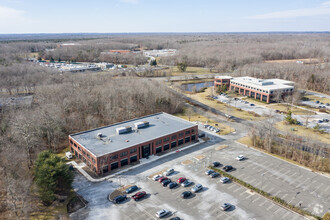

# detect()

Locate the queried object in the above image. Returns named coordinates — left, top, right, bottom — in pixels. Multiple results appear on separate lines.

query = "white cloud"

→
left=0, top=5, right=25, bottom=20
left=249, top=1, right=330, bottom=19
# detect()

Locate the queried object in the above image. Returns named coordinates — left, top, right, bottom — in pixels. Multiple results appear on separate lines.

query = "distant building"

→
left=69, top=112, right=198, bottom=175
left=214, top=76, right=294, bottom=103
left=95, top=62, right=114, bottom=70
left=109, top=50, right=131, bottom=54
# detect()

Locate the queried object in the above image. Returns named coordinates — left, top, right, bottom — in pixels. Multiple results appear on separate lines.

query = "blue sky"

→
left=0, top=0, right=330, bottom=33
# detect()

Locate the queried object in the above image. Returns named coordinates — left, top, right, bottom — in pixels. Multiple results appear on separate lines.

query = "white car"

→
left=236, top=155, right=245, bottom=161
left=220, top=177, right=230, bottom=183
left=152, top=174, right=162, bottom=181
left=163, top=168, right=174, bottom=176
left=156, top=209, right=170, bottom=218
left=65, top=152, right=73, bottom=159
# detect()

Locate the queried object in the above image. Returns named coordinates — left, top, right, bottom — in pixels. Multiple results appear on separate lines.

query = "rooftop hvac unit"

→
left=116, top=126, right=132, bottom=134
left=134, top=121, right=149, bottom=129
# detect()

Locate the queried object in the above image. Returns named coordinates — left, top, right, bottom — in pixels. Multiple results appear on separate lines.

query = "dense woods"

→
left=0, top=33, right=329, bottom=218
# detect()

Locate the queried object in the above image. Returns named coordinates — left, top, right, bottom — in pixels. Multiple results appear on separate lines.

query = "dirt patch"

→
left=67, top=195, right=88, bottom=214
left=181, top=160, right=194, bottom=165
left=215, top=145, right=228, bottom=151
left=108, top=184, right=134, bottom=201
left=194, top=154, right=206, bottom=160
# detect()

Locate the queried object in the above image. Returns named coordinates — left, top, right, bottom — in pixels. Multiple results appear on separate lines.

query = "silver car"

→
left=191, top=184, right=203, bottom=192
left=156, top=209, right=170, bottom=218
left=164, top=168, right=174, bottom=176
left=220, top=177, right=230, bottom=183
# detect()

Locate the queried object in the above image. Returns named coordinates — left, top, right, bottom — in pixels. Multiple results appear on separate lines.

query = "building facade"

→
left=69, top=112, right=198, bottom=175
left=214, top=76, right=294, bottom=103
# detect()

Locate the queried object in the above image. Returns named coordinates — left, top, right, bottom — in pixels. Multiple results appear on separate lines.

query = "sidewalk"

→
left=67, top=138, right=205, bottom=182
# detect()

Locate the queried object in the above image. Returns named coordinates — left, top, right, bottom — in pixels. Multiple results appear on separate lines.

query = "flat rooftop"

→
left=230, top=76, right=294, bottom=91
left=215, top=76, right=233, bottom=80
left=70, top=112, right=196, bottom=157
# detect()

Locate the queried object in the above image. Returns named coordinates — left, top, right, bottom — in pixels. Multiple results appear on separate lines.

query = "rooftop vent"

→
left=96, top=133, right=103, bottom=139
left=134, top=121, right=149, bottom=129
left=116, top=126, right=132, bottom=134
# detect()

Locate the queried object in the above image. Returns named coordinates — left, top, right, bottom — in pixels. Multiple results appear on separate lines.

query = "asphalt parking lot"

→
left=70, top=132, right=319, bottom=220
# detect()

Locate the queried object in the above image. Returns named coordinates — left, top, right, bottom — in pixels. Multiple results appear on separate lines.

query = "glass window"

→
left=185, top=130, right=190, bottom=135
left=112, top=154, right=118, bottom=160
left=130, top=148, right=137, bottom=154
left=171, top=135, right=177, bottom=140
left=156, top=139, right=162, bottom=145
left=163, top=137, right=170, bottom=142
left=120, top=151, right=128, bottom=157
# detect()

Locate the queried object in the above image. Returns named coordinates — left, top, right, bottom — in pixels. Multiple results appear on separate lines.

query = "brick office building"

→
left=69, top=112, right=198, bottom=175
left=214, top=76, right=294, bottom=103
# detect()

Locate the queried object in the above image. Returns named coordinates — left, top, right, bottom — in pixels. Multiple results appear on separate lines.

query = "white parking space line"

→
left=252, top=196, right=261, bottom=203
left=282, top=194, right=288, bottom=199
left=282, top=211, right=291, bottom=219
left=240, top=190, right=248, bottom=196
left=227, top=184, right=236, bottom=190
left=266, top=203, right=275, bottom=210
left=237, top=173, right=245, bottom=179
left=234, top=186, right=243, bottom=193
left=259, top=200, right=269, bottom=207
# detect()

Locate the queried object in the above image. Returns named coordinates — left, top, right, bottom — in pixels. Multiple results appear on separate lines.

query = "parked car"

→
left=181, top=179, right=193, bottom=187
left=192, top=184, right=203, bottom=193
left=204, top=125, right=210, bottom=129
left=326, top=103, right=329, bottom=106
left=164, top=168, right=175, bottom=176
left=158, top=177, right=168, bottom=183
left=221, top=203, right=232, bottom=211
left=223, top=165, right=233, bottom=172
left=168, top=182, right=178, bottom=189
left=162, top=179, right=172, bottom=187
left=153, top=174, right=162, bottom=181
left=205, top=169, right=215, bottom=175
left=210, top=172, right=220, bottom=178
left=198, top=133, right=205, bottom=138
left=113, top=195, right=127, bottom=204
left=126, top=185, right=138, bottom=194
left=132, top=191, right=146, bottom=201
left=220, top=177, right=230, bottom=183
left=177, top=177, right=186, bottom=184
left=323, top=119, right=329, bottom=122
left=316, top=100, right=320, bottom=104
left=225, top=114, right=233, bottom=119
left=170, top=217, right=181, bottom=220
left=156, top=209, right=170, bottom=218
left=236, top=155, right=245, bottom=161
left=318, top=120, right=323, bottom=123
left=250, top=103, right=255, bottom=106
left=181, top=191, right=192, bottom=199
left=212, top=161, right=221, bottom=167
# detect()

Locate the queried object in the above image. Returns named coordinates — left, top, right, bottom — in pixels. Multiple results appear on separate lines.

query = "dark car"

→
left=205, top=170, right=215, bottom=175
left=113, top=195, right=127, bottom=204
left=212, top=161, right=221, bottom=167
left=170, top=217, right=181, bottom=220
left=250, top=103, right=255, bottom=106
left=223, top=165, right=233, bottom=172
left=181, top=191, right=192, bottom=199
left=210, top=172, right=220, bottom=178
left=132, top=191, right=146, bottom=201
left=125, top=185, right=138, bottom=194
left=158, top=177, right=168, bottom=183
left=168, top=182, right=178, bottom=189
left=316, top=100, right=320, bottom=104
left=162, top=179, right=171, bottom=187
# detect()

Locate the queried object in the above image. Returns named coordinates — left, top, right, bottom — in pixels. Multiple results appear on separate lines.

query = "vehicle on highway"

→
left=177, top=177, right=186, bottom=184
left=162, top=179, right=171, bottom=187
left=181, top=191, right=192, bottom=199
left=225, top=114, right=233, bottom=119
left=205, top=169, right=215, bottom=175
left=220, top=177, right=230, bottom=183
left=125, top=185, right=138, bottom=194
left=181, top=179, right=193, bottom=187
left=164, top=168, right=175, bottom=176
left=168, top=182, right=178, bottom=189
left=221, top=203, right=232, bottom=211
left=132, top=191, right=146, bottom=201
left=113, top=195, right=127, bottom=204
left=236, top=155, right=245, bottom=161
left=210, top=172, right=220, bottom=178
left=153, top=174, right=162, bottom=181
left=212, top=161, right=221, bottom=167
left=158, top=177, right=168, bottom=183
left=223, top=165, right=233, bottom=172
left=156, top=209, right=170, bottom=218
left=192, top=184, right=203, bottom=192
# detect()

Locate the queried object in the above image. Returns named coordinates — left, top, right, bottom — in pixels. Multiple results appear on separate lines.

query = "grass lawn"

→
left=304, top=94, right=330, bottom=105
left=268, top=104, right=316, bottom=115
left=275, top=121, right=330, bottom=145
left=189, top=88, right=265, bottom=121
left=175, top=111, right=235, bottom=135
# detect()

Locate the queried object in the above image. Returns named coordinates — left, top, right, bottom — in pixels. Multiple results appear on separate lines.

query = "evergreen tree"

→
left=34, top=150, right=74, bottom=204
